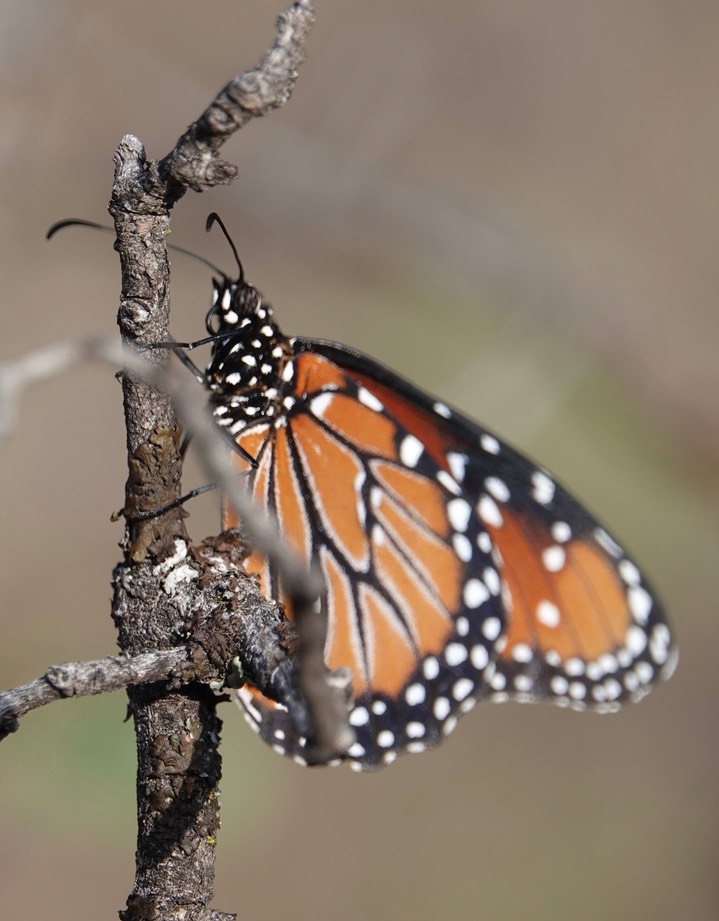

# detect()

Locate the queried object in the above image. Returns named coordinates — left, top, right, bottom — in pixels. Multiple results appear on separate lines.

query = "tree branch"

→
left=158, top=1, right=315, bottom=198
left=0, top=649, right=188, bottom=740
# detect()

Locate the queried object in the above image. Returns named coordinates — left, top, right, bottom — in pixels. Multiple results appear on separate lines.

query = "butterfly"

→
left=197, top=215, right=676, bottom=771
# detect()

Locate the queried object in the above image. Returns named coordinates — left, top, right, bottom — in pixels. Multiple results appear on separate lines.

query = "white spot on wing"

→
left=483, top=567, right=500, bottom=595
left=628, top=585, right=652, bottom=624
left=536, top=600, right=561, bottom=628
left=470, top=644, right=489, bottom=670
left=445, top=643, right=468, bottom=666
left=542, top=546, right=566, bottom=572
left=453, top=678, right=474, bottom=701
left=447, top=497, right=472, bottom=532
left=477, top=531, right=492, bottom=553
left=619, top=559, right=641, bottom=586
left=478, top=495, right=503, bottom=528
left=358, top=387, right=384, bottom=412
left=463, top=578, right=489, bottom=609
left=531, top=470, right=555, bottom=505
left=423, top=657, right=439, bottom=680
left=481, top=433, right=500, bottom=455
left=437, top=470, right=462, bottom=495
left=552, top=521, right=572, bottom=543
left=594, top=527, right=623, bottom=558
left=349, top=706, right=369, bottom=727
left=452, top=533, right=473, bottom=562
left=485, top=476, right=510, bottom=503
left=447, top=452, right=468, bottom=483
left=433, top=697, right=451, bottom=720
left=399, top=434, right=423, bottom=467
left=511, top=643, right=533, bottom=663
left=311, top=392, right=334, bottom=417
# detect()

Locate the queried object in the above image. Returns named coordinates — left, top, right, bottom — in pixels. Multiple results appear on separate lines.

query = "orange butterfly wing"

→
left=221, top=341, right=675, bottom=769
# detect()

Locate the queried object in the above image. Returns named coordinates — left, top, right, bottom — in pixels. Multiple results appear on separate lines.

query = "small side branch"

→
left=0, top=649, right=188, bottom=740
left=158, top=1, right=315, bottom=197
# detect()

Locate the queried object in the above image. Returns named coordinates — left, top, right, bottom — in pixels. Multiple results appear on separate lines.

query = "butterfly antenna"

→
left=46, top=218, right=230, bottom=280
left=205, top=212, right=244, bottom=284
left=46, top=218, right=111, bottom=240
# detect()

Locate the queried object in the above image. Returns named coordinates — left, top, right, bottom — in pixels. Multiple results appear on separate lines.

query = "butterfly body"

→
left=203, top=265, right=676, bottom=770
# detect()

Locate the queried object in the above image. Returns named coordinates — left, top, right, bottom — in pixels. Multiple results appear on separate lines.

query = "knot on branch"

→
left=0, top=700, right=20, bottom=740
left=191, top=534, right=354, bottom=761
left=189, top=534, right=298, bottom=693
left=121, top=894, right=236, bottom=921
left=160, top=148, right=239, bottom=195
left=118, top=299, right=153, bottom=336
left=45, top=665, right=76, bottom=697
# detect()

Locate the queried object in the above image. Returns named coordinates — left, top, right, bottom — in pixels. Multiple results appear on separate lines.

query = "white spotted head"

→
left=202, top=215, right=290, bottom=427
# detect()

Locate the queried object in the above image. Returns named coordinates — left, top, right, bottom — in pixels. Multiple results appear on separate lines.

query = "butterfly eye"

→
left=206, top=308, right=221, bottom=337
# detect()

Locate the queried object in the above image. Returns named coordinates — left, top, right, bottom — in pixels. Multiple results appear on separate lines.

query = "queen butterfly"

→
left=198, top=216, right=676, bottom=771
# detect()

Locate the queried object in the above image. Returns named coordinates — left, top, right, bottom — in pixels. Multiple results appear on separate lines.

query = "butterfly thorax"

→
left=204, top=278, right=293, bottom=433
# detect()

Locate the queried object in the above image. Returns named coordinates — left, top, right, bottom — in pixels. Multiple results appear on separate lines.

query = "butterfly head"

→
left=202, top=211, right=280, bottom=341
left=205, top=273, right=270, bottom=336
left=201, top=214, right=291, bottom=425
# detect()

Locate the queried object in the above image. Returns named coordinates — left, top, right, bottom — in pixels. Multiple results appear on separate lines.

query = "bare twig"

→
left=295, top=606, right=355, bottom=761
left=0, top=649, right=188, bottom=740
left=158, top=1, right=315, bottom=198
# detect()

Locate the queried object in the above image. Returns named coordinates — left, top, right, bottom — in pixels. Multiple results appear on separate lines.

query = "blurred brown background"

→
left=1, top=2, right=717, bottom=919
